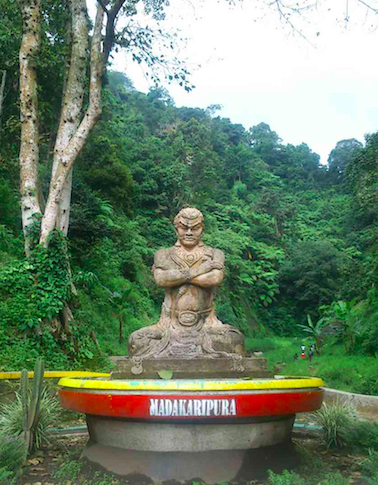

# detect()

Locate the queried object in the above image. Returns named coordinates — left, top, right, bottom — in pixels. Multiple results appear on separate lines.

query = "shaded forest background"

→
left=1, top=1, right=378, bottom=370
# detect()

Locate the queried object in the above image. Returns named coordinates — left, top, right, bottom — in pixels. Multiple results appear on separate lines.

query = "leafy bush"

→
left=0, top=230, right=71, bottom=331
left=315, top=471, right=349, bottom=485
left=346, top=421, right=378, bottom=451
left=0, top=433, right=26, bottom=484
left=0, top=388, right=60, bottom=450
left=0, top=433, right=26, bottom=472
left=0, top=468, right=16, bottom=485
left=310, top=402, right=358, bottom=448
left=361, top=449, right=378, bottom=479
left=267, top=469, right=305, bottom=485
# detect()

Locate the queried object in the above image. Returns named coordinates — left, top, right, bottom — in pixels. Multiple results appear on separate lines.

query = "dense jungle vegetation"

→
left=1, top=0, right=378, bottom=378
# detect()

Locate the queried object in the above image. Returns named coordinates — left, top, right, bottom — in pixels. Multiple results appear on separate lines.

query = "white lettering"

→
left=179, top=400, right=186, bottom=416
left=150, top=399, right=159, bottom=416
left=158, top=400, right=165, bottom=416
left=206, top=400, right=214, bottom=416
left=165, top=399, right=173, bottom=416
left=149, top=398, right=238, bottom=417
left=221, top=400, right=229, bottom=415
left=194, top=400, right=202, bottom=416
left=214, top=400, right=221, bottom=416
left=229, top=399, right=236, bottom=416
left=172, top=400, right=178, bottom=416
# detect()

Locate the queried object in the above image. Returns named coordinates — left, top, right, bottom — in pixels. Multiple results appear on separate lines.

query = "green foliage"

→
left=0, top=179, right=20, bottom=233
left=328, top=138, right=363, bottom=184
left=297, top=315, right=328, bottom=354
left=267, top=469, right=305, bottom=485
left=345, top=421, right=378, bottom=451
left=53, top=460, right=83, bottom=481
left=0, top=433, right=26, bottom=476
left=320, top=299, right=364, bottom=354
left=0, top=228, right=71, bottom=331
left=83, top=471, right=121, bottom=485
left=315, top=472, right=350, bottom=485
left=2, top=44, right=378, bottom=366
left=0, top=387, right=60, bottom=451
left=347, top=132, right=378, bottom=221
left=278, top=240, right=346, bottom=319
left=314, top=352, right=378, bottom=394
left=310, top=402, right=358, bottom=449
left=320, top=294, right=378, bottom=357
left=361, top=449, right=378, bottom=483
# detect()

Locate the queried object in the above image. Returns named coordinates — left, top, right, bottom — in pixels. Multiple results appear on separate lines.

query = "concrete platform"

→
left=86, top=414, right=295, bottom=452
left=82, top=435, right=299, bottom=484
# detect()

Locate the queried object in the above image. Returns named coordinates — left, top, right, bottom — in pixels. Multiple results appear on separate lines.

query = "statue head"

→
left=174, top=208, right=204, bottom=249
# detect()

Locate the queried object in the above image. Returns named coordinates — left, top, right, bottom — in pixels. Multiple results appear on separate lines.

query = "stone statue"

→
left=128, top=208, right=245, bottom=367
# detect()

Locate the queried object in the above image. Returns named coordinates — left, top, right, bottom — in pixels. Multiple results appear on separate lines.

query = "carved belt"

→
left=162, top=304, right=213, bottom=327
left=174, top=307, right=212, bottom=327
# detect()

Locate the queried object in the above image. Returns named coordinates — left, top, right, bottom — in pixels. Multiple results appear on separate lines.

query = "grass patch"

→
left=53, top=460, right=84, bottom=482
left=249, top=336, right=378, bottom=394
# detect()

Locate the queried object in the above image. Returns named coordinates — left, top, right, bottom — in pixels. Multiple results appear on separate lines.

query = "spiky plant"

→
left=310, top=401, right=359, bottom=449
left=0, top=387, right=60, bottom=451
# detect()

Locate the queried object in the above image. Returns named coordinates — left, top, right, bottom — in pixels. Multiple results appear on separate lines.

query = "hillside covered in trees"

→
left=1, top=0, right=378, bottom=370
left=1, top=68, right=378, bottom=370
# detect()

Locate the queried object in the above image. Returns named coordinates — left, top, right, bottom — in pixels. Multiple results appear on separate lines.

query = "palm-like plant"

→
left=327, top=299, right=363, bottom=354
left=297, top=314, right=328, bottom=354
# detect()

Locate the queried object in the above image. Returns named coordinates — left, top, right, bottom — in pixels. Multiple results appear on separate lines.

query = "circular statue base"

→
left=81, top=437, right=299, bottom=484
left=59, top=376, right=323, bottom=484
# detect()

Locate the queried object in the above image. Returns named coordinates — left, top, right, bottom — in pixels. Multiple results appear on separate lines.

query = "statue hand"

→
left=197, top=260, right=214, bottom=275
left=211, top=261, right=223, bottom=271
left=195, top=260, right=223, bottom=277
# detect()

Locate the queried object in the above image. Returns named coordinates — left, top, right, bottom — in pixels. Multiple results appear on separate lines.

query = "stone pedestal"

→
left=59, top=376, right=324, bottom=484
left=82, top=415, right=297, bottom=484
left=110, top=356, right=272, bottom=379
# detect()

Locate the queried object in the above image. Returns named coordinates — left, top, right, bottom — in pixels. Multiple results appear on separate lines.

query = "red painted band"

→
left=58, top=388, right=323, bottom=419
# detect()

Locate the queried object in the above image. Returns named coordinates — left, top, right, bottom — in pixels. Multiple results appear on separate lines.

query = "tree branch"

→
left=356, top=0, right=378, bottom=14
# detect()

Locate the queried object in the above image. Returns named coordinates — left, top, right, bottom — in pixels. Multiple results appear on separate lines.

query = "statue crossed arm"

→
left=153, top=249, right=224, bottom=289
left=128, top=208, right=245, bottom=360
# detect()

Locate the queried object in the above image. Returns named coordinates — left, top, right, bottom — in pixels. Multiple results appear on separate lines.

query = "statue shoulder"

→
left=212, top=248, right=225, bottom=264
left=204, top=245, right=224, bottom=263
left=154, top=248, right=170, bottom=263
left=153, top=247, right=175, bottom=270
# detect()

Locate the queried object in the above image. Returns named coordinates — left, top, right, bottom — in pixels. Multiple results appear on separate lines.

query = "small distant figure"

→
left=310, top=343, right=317, bottom=355
left=308, top=348, right=313, bottom=362
left=301, top=344, right=306, bottom=359
left=293, top=353, right=298, bottom=361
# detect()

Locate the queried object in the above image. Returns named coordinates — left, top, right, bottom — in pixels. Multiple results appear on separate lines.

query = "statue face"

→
left=175, top=218, right=204, bottom=249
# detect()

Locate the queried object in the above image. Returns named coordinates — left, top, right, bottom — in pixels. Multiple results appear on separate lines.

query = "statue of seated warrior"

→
left=128, top=208, right=245, bottom=361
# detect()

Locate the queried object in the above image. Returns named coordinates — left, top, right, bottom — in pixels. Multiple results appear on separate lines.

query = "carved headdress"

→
left=173, top=208, right=204, bottom=228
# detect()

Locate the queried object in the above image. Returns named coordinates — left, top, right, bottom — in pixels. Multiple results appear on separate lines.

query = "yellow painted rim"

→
left=0, top=371, right=110, bottom=380
left=58, top=376, right=324, bottom=391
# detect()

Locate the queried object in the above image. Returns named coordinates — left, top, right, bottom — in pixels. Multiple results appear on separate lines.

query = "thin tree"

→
left=16, top=0, right=192, bottom=255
